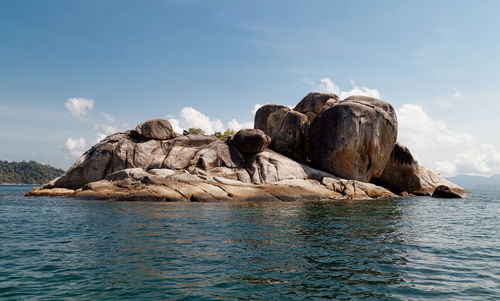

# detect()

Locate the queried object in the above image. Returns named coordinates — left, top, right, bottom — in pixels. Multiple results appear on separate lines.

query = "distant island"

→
left=0, top=161, right=65, bottom=185
left=446, top=174, right=500, bottom=190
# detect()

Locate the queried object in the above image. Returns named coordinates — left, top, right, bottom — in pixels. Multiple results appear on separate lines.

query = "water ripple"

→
left=0, top=185, right=499, bottom=300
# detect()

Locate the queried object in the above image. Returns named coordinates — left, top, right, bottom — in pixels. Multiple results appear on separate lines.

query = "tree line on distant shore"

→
left=0, top=160, right=65, bottom=184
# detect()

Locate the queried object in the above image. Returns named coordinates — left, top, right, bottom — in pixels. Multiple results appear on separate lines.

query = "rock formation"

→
left=309, top=96, right=398, bottom=182
left=230, top=129, right=271, bottom=153
left=28, top=92, right=467, bottom=201
left=293, top=92, right=339, bottom=121
left=373, top=142, right=466, bottom=196
left=135, top=118, right=176, bottom=140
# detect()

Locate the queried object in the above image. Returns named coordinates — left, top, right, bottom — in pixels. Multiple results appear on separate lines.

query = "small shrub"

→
left=187, top=128, right=205, bottom=135
left=220, top=129, right=235, bottom=141
left=212, top=129, right=235, bottom=140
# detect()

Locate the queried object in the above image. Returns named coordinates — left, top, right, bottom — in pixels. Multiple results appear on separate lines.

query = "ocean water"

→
left=0, top=185, right=499, bottom=300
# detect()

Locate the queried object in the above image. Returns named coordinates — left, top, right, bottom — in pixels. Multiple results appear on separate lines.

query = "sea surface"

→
left=0, top=185, right=499, bottom=300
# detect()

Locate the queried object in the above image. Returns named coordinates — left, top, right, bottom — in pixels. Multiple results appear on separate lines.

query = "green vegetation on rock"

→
left=0, top=161, right=65, bottom=184
left=187, top=128, right=205, bottom=135
left=213, top=129, right=235, bottom=140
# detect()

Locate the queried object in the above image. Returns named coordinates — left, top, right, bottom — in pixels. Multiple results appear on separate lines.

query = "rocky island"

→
left=27, top=93, right=466, bottom=201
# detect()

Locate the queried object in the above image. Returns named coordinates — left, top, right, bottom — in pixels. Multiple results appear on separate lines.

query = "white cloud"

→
left=435, top=144, right=500, bottom=176
left=63, top=137, right=86, bottom=157
left=397, top=104, right=474, bottom=150
left=339, top=80, right=381, bottom=99
left=438, top=87, right=463, bottom=108
left=92, top=112, right=124, bottom=143
left=65, top=97, right=94, bottom=120
left=167, top=107, right=224, bottom=134
left=167, top=107, right=254, bottom=134
left=320, top=78, right=341, bottom=95
left=252, top=104, right=263, bottom=115
left=94, top=133, right=108, bottom=143
left=101, top=111, right=116, bottom=123
left=227, top=119, right=253, bottom=131
left=93, top=123, right=117, bottom=135
left=169, top=118, right=183, bottom=133
left=318, top=78, right=380, bottom=100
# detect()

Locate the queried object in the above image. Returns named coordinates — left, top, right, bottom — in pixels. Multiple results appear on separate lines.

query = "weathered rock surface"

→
left=47, top=132, right=217, bottom=190
left=231, top=129, right=271, bottom=153
left=255, top=105, right=310, bottom=162
left=135, top=118, right=175, bottom=140
left=28, top=164, right=395, bottom=201
left=309, top=96, right=398, bottom=182
left=293, top=92, right=339, bottom=121
left=416, top=166, right=467, bottom=196
left=254, top=105, right=291, bottom=141
left=373, top=142, right=467, bottom=196
left=432, top=185, right=463, bottom=198
left=27, top=129, right=396, bottom=201
left=272, top=110, right=310, bottom=162
left=373, top=142, right=420, bottom=193
left=28, top=92, right=466, bottom=201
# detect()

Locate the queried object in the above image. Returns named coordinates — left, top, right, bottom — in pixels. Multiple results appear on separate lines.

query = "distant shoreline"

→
left=0, top=183, right=39, bottom=186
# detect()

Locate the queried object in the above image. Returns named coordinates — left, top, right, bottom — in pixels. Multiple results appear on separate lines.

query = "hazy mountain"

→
left=0, top=160, right=65, bottom=184
left=446, top=174, right=500, bottom=190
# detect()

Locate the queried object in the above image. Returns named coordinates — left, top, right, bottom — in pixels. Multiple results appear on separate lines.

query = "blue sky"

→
left=1, top=0, right=500, bottom=175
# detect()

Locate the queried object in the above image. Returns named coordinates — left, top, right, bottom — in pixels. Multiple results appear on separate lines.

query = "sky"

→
left=1, top=0, right=500, bottom=176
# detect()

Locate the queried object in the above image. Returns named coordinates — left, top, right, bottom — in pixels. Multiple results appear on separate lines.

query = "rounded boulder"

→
left=309, top=96, right=398, bottom=182
left=254, top=105, right=290, bottom=140
left=231, top=129, right=271, bottom=153
left=293, top=92, right=339, bottom=120
left=135, top=118, right=175, bottom=140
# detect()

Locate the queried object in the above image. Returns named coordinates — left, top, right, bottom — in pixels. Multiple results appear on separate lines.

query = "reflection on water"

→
left=0, top=186, right=499, bottom=300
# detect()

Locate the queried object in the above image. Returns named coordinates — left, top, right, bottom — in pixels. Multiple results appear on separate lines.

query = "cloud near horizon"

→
left=168, top=106, right=255, bottom=134
left=65, top=97, right=94, bottom=120
left=63, top=137, right=86, bottom=157
left=435, top=144, right=500, bottom=177
left=396, top=104, right=474, bottom=150
left=394, top=103, right=500, bottom=176
left=319, top=78, right=381, bottom=99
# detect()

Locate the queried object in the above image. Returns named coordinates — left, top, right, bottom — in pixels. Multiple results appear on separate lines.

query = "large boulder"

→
left=416, top=166, right=467, bottom=197
left=254, top=105, right=290, bottom=141
left=254, top=104, right=309, bottom=162
left=135, top=118, right=175, bottom=140
left=192, top=140, right=244, bottom=169
left=373, top=142, right=467, bottom=197
left=373, top=142, right=421, bottom=193
left=231, top=129, right=271, bottom=153
left=293, top=92, right=339, bottom=121
left=309, top=96, right=398, bottom=182
left=432, top=185, right=463, bottom=198
left=272, top=110, right=309, bottom=162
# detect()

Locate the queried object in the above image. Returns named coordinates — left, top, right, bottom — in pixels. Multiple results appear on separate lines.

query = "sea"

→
left=0, top=185, right=499, bottom=300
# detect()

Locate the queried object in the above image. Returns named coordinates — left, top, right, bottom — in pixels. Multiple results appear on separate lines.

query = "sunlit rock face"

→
left=309, top=96, right=398, bottom=182
left=135, top=118, right=176, bottom=140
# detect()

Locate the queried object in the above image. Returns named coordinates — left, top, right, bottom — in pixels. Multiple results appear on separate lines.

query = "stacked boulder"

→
left=255, top=92, right=466, bottom=197
left=255, top=93, right=398, bottom=182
